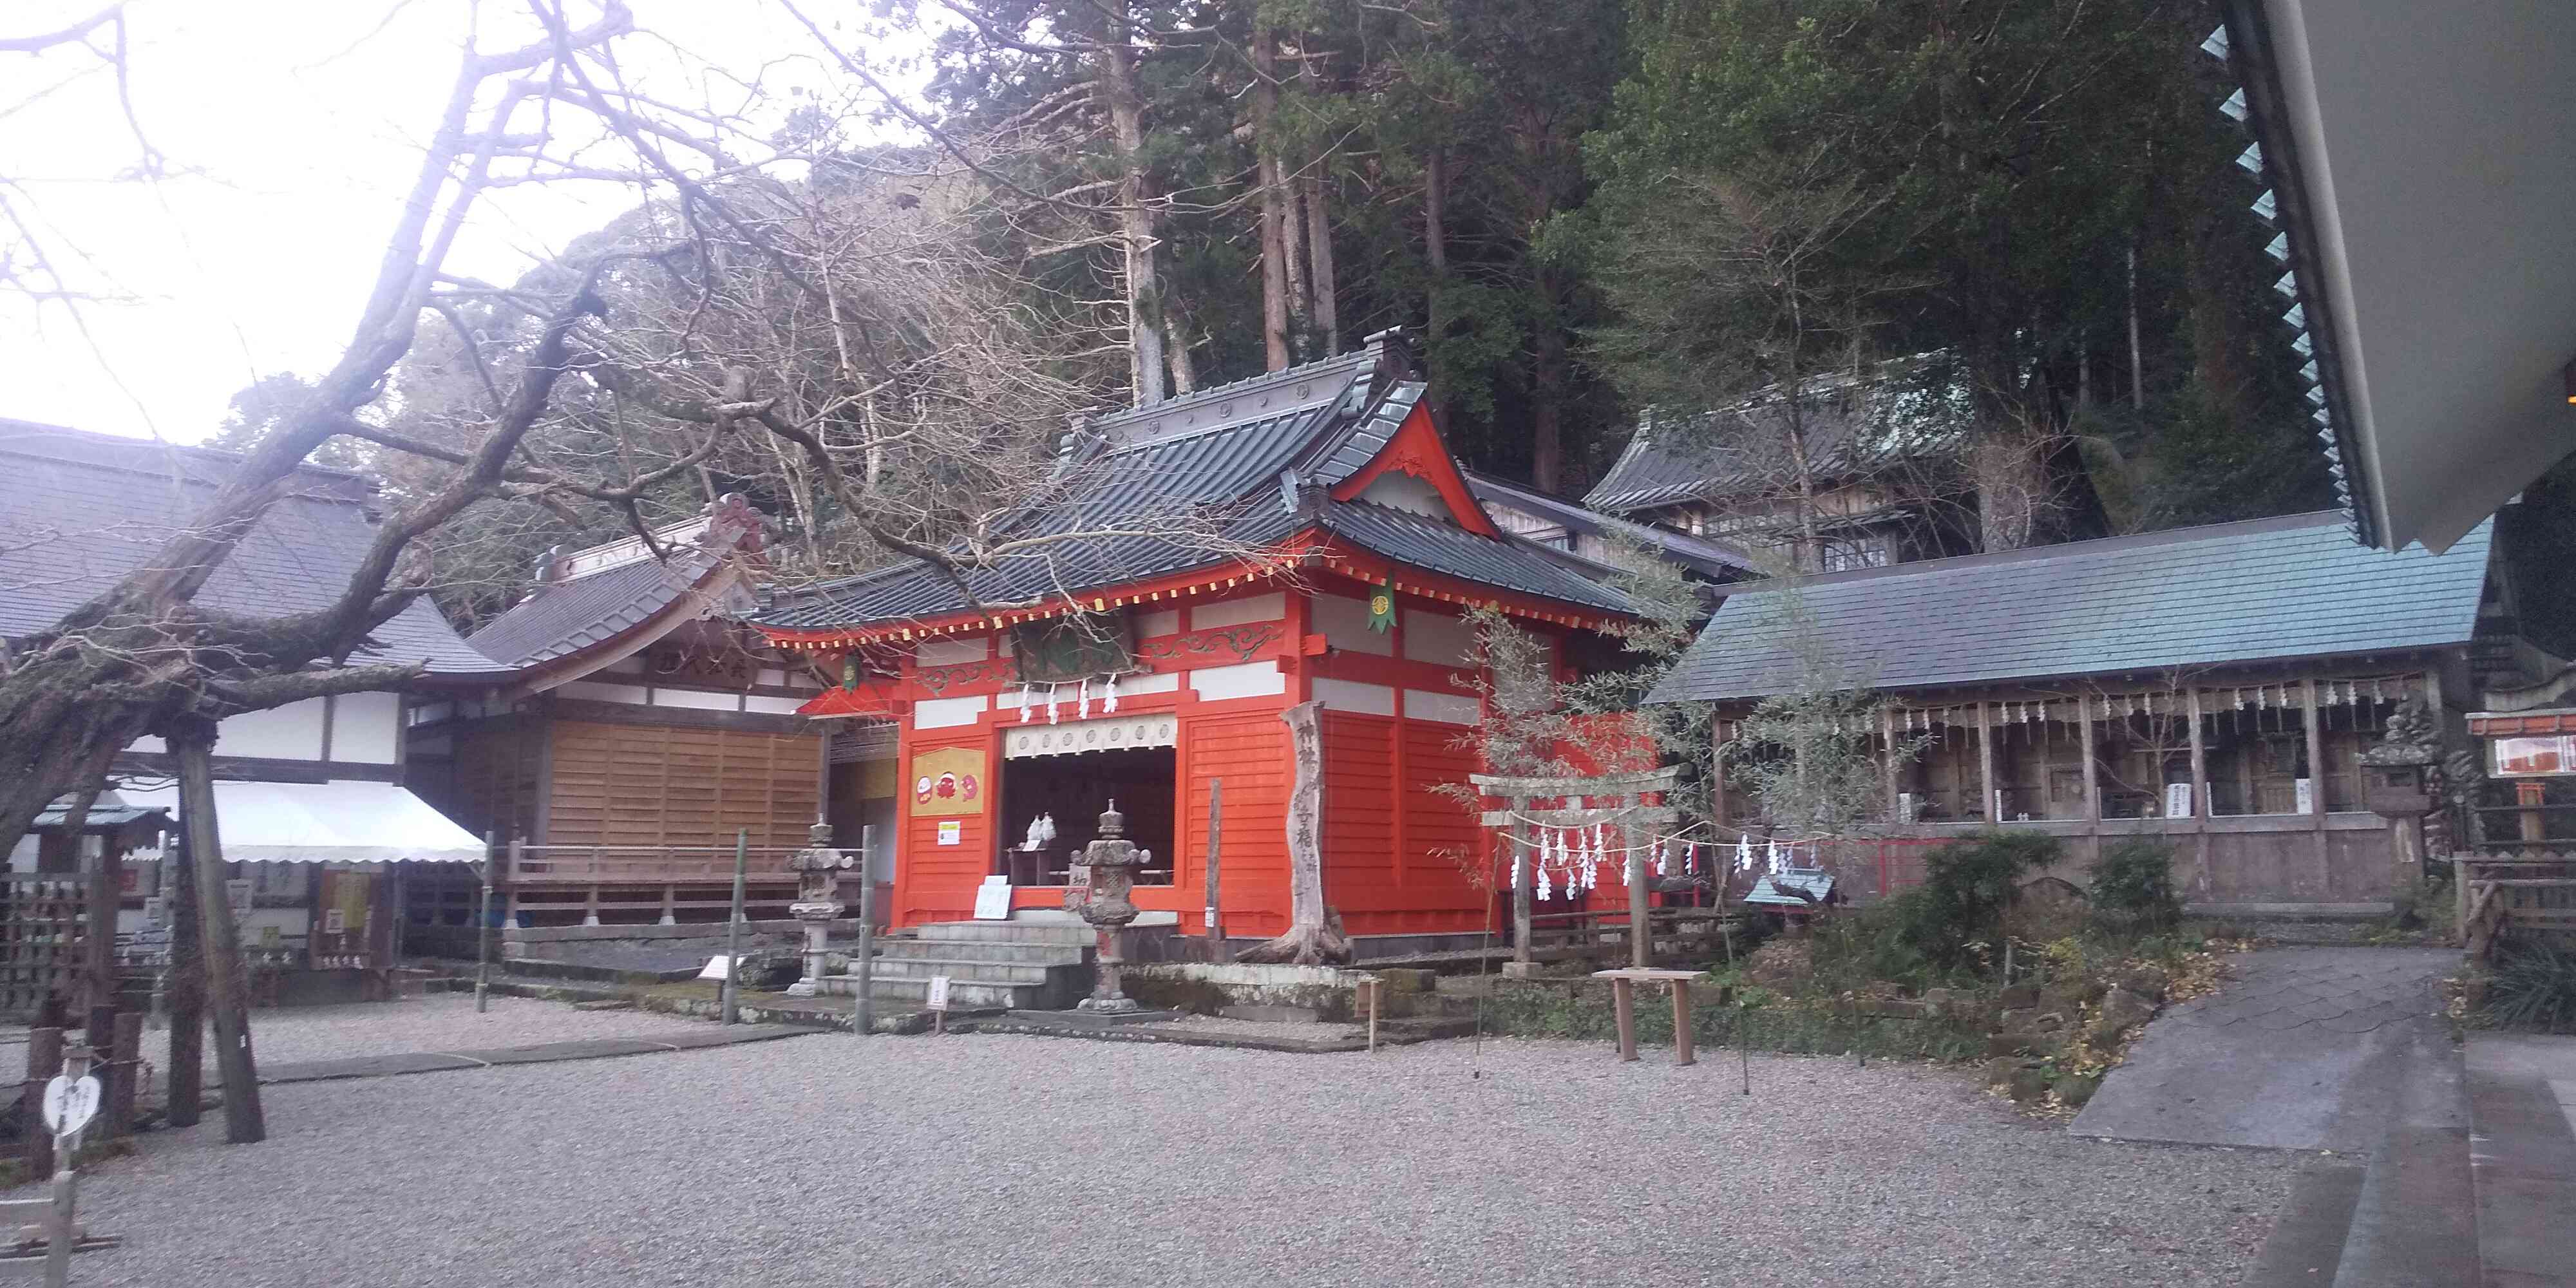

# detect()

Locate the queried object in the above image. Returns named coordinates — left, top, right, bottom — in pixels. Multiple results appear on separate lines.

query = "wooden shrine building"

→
left=1649, top=510, right=2542, bottom=914
left=403, top=496, right=877, bottom=927
left=752, top=337, right=1642, bottom=954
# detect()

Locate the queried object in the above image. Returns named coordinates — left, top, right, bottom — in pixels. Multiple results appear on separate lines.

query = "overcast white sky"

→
left=3, top=1, right=927, bottom=443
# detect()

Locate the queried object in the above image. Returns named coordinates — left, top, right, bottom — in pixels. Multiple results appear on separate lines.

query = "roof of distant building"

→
left=1464, top=470, right=1757, bottom=580
left=1647, top=510, right=2494, bottom=703
left=0, top=419, right=498, bottom=677
left=1583, top=362, right=1969, bottom=516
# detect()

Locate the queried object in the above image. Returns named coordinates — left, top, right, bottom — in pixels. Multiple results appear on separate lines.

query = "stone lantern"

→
left=2361, top=697, right=2441, bottom=883
left=1074, top=799, right=1148, bottom=1013
left=784, top=821, right=858, bottom=998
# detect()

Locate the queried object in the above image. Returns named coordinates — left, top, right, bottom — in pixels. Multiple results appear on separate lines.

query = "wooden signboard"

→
left=925, top=974, right=952, bottom=1011
left=909, top=746, right=987, bottom=818
left=972, top=876, right=1012, bottom=921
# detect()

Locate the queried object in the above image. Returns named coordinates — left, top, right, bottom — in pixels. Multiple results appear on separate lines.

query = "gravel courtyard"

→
left=35, top=1001, right=2297, bottom=1287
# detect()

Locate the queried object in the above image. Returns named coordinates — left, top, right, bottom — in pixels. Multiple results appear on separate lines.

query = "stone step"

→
left=869, top=956, right=1059, bottom=985
left=877, top=938, right=1087, bottom=965
left=818, top=973, right=1046, bottom=1010
left=913, top=920, right=1097, bottom=945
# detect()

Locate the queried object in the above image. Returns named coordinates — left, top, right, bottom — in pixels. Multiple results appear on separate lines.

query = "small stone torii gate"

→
left=1468, top=766, right=1682, bottom=977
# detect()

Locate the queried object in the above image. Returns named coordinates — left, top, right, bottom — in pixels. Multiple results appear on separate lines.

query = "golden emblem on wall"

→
left=909, top=746, right=987, bottom=817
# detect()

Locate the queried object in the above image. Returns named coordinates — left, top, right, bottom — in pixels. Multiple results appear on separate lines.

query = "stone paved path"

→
left=2073, top=946, right=2459, bottom=1151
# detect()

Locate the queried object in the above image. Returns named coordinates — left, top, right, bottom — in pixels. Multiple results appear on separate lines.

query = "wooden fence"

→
left=502, top=842, right=804, bottom=927
left=2455, top=851, right=2576, bottom=961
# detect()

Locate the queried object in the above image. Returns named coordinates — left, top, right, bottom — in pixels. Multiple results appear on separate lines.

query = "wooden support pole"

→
left=172, top=718, right=265, bottom=1144
left=1203, top=779, right=1226, bottom=961
left=2078, top=693, right=2101, bottom=822
left=1611, top=976, right=1638, bottom=1063
left=1624, top=794, right=1650, bottom=969
left=1879, top=706, right=1900, bottom=822
left=1363, top=978, right=1379, bottom=1054
left=851, top=830, right=875, bottom=1037
left=75, top=791, right=115, bottom=1017
left=720, top=828, right=748, bottom=1025
left=475, top=835, right=498, bottom=1015
left=1671, top=981, right=1695, bottom=1067
left=106, top=1011, right=140, bottom=1141
left=2186, top=688, right=2208, bottom=822
left=1977, top=701, right=1998, bottom=822
left=24, top=1028, right=61, bottom=1178
left=165, top=835, right=202, bottom=1129
left=1510, top=796, right=1533, bottom=969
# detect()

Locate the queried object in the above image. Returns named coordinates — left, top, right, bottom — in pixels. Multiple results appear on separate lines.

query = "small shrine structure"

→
left=751, top=336, right=1643, bottom=959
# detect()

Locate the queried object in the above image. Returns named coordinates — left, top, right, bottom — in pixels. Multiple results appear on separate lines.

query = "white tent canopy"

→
left=118, top=780, right=484, bottom=866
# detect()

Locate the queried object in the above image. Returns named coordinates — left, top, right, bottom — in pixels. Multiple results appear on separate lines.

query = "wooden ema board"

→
left=907, top=746, right=987, bottom=818
left=0, top=875, right=91, bottom=1019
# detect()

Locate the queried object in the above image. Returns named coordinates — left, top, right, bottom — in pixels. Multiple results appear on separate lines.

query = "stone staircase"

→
left=817, top=918, right=1096, bottom=1012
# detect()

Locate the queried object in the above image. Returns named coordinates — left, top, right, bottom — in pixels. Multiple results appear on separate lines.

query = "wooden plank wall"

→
left=1318, top=710, right=1486, bottom=936
left=418, top=723, right=542, bottom=843
left=546, top=720, right=820, bottom=849
left=1184, top=711, right=1291, bottom=938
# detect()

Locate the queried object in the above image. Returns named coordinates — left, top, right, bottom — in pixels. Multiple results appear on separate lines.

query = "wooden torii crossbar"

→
left=1468, top=766, right=1683, bottom=974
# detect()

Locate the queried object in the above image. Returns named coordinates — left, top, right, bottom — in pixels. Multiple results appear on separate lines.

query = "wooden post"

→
left=172, top=717, right=265, bottom=1144
left=1624, top=795, right=1650, bottom=969
left=720, top=828, right=748, bottom=1025
left=24, top=1028, right=61, bottom=1178
left=2078, top=693, right=2102, bottom=822
left=44, top=1043, right=86, bottom=1288
left=1879, top=706, right=1900, bottom=822
left=475, top=835, right=498, bottom=1014
left=1671, top=980, right=1695, bottom=1066
left=851, top=828, right=875, bottom=1037
left=1510, top=795, right=1533, bottom=971
left=1363, top=977, right=1379, bottom=1053
left=659, top=884, right=677, bottom=926
left=1203, top=779, right=1226, bottom=960
left=1611, top=976, right=1638, bottom=1062
left=106, top=1011, right=140, bottom=1141
left=73, top=788, right=115, bottom=1017
left=2185, top=688, right=2208, bottom=821
left=1976, top=701, right=1999, bottom=822
left=165, top=831, right=202, bottom=1129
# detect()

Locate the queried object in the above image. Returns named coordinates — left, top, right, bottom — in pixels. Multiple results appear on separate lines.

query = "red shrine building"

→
left=752, top=336, right=1642, bottom=954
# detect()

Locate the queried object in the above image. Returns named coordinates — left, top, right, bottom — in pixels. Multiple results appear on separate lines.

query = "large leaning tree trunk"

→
left=0, top=5, right=661, bottom=862
left=1238, top=701, right=1352, bottom=965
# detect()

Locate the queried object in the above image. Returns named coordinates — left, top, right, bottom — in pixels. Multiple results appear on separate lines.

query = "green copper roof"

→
left=1648, top=511, right=2494, bottom=703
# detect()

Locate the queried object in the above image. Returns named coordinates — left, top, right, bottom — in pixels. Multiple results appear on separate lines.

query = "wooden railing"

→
left=1516, top=906, right=1734, bottom=964
left=2454, top=851, right=2576, bottom=961
left=503, top=843, right=809, bottom=928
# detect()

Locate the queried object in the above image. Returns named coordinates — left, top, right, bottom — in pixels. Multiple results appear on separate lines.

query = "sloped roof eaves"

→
left=1308, top=380, right=1425, bottom=486
left=1464, top=472, right=1757, bottom=576
left=1322, top=502, right=1638, bottom=616
left=464, top=545, right=728, bottom=670
left=0, top=423, right=500, bottom=677
left=1647, top=513, right=2492, bottom=703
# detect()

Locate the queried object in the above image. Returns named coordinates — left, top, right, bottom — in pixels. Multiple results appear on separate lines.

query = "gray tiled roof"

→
left=757, top=348, right=1633, bottom=632
left=0, top=420, right=500, bottom=677
left=1583, top=365, right=1969, bottom=516
left=1647, top=511, right=2494, bottom=703
left=466, top=542, right=741, bottom=670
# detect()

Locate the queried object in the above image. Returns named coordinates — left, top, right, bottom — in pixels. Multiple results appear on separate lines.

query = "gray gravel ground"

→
left=150, top=995, right=715, bottom=1071
left=41, top=1023, right=2295, bottom=1288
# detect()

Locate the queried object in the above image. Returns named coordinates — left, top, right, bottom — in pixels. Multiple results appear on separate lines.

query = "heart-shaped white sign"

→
left=41, top=1073, right=99, bottom=1137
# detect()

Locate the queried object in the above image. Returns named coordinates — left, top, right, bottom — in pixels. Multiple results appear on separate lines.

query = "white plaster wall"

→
left=915, top=694, right=989, bottom=729
left=1190, top=660, right=1285, bottom=701
left=1312, top=677, right=1396, bottom=715
left=652, top=688, right=739, bottom=711
left=1190, top=592, right=1284, bottom=630
left=1135, top=608, right=1182, bottom=638
left=917, top=637, right=990, bottom=665
left=1312, top=592, right=1392, bottom=656
left=1401, top=609, right=1475, bottom=666
left=1357, top=472, right=1448, bottom=518
left=745, top=695, right=810, bottom=715
left=560, top=680, right=649, bottom=705
left=1121, top=671, right=1181, bottom=696
left=332, top=690, right=402, bottom=764
left=216, top=697, right=328, bottom=760
left=1404, top=689, right=1481, bottom=725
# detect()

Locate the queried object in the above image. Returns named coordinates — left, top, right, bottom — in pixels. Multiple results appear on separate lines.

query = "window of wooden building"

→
left=1990, top=702, right=2088, bottom=821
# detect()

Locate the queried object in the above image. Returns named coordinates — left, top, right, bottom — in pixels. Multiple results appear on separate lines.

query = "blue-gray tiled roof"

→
left=1647, top=511, right=2493, bottom=703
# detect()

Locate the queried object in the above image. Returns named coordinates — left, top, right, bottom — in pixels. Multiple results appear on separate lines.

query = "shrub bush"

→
left=2480, top=940, right=2576, bottom=1034
left=2088, top=838, right=2184, bottom=935
left=1891, top=830, right=2061, bottom=970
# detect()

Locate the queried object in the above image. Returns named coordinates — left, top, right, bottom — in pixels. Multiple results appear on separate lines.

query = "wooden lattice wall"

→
left=545, top=719, right=822, bottom=848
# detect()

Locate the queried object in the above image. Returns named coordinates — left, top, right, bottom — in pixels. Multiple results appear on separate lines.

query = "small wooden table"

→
left=1591, top=968, right=1705, bottom=1065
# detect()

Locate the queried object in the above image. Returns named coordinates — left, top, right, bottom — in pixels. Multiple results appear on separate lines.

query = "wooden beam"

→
left=1469, top=766, right=1681, bottom=795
